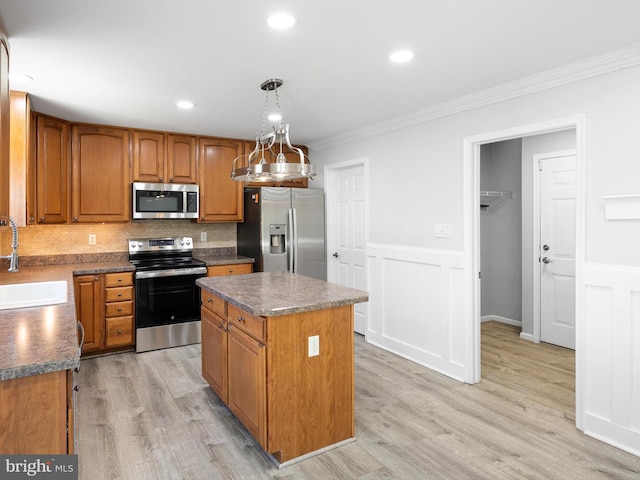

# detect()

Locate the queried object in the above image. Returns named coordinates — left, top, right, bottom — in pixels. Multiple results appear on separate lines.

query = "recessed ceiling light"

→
left=389, top=50, right=415, bottom=63
left=267, top=11, right=297, bottom=30
left=175, top=100, right=195, bottom=109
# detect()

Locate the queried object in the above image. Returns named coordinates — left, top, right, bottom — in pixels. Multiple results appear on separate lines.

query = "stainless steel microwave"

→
left=132, top=182, right=199, bottom=220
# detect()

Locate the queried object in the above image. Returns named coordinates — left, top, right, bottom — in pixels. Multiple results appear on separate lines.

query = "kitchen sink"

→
left=0, top=281, right=68, bottom=311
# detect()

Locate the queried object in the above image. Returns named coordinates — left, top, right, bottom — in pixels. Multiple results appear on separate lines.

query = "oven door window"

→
left=136, top=190, right=183, bottom=213
left=135, top=273, right=203, bottom=328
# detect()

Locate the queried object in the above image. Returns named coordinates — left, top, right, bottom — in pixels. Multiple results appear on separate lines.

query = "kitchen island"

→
left=196, top=271, right=368, bottom=467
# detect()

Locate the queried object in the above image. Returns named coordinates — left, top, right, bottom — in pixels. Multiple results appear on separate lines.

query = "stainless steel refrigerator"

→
left=237, top=187, right=326, bottom=280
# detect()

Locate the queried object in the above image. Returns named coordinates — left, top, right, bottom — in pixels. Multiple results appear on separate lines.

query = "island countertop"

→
left=196, top=271, right=368, bottom=317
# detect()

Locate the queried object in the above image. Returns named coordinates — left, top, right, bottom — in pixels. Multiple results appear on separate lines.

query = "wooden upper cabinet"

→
left=71, top=125, right=130, bottom=223
left=132, top=131, right=197, bottom=184
left=167, top=134, right=197, bottom=184
left=9, top=91, right=31, bottom=226
left=198, top=137, right=244, bottom=222
left=35, top=114, right=70, bottom=224
left=0, top=32, right=9, bottom=226
left=132, top=130, right=165, bottom=183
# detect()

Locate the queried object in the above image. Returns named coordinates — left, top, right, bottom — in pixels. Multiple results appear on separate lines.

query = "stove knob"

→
left=186, top=239, right=192, bottom=246
left=179, top=239, right=185, bottom=246
left=137, top=242, right=143, bottom=248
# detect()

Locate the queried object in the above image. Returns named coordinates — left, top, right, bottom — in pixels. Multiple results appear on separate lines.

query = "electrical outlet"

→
left=434, top=224, right=452, bottom=238
left=200, top=231, right=207, bottom=242
left=88, top=234, right=96, bottom=245
left=308, top=335, right=319, bottom=357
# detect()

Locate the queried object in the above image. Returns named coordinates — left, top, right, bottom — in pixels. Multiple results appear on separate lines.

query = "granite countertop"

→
left=194, top=254, right=255, bottom=266
left=0, top=261, right=134, bottom=381
left=196, top=271, right=369, bottom=317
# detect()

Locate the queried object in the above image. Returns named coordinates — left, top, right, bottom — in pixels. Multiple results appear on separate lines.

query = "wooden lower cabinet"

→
left=227, top=325, right=267, bottom=448
left=206, top=262, right=253, bottom=277
left=74, top=271, right=135, bottom=355
left=0, top=369, right=75, bottom=454
left=201, top=290, right=354, bottom=463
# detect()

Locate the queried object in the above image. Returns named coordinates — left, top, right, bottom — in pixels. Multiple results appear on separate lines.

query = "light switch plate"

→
left=200, top=231, right=207, bottom=242
left=434, top=224, right=452, bottom=238
left=88, top=234, right=96, bottom=245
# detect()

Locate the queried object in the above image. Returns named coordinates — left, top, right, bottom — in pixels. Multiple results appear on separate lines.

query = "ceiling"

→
left=2, top=0, right=640, bottom=146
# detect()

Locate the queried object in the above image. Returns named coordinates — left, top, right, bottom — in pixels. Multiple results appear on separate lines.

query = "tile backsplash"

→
left=0, top=221, right=236, bottom=257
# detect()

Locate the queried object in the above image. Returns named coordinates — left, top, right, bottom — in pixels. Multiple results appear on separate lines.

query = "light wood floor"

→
left=76, top=321, right=640, bottom=479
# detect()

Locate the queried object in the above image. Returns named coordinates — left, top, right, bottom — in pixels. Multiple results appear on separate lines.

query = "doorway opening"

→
left=464, top=115, right=586, bottom=430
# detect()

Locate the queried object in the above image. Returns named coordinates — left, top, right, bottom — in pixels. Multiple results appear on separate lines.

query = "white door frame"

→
left=324, top=158, right=370, bottom=332
left=532, top=149, right=577, bottom=344
left=463, top=114, right=586, bottom=430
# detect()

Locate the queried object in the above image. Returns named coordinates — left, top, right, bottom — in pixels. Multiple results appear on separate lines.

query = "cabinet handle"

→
left=169, top=177, right=174, bottom=182
left=117, top=307, right=123, bottom=312
left=29, top=216, right=35, bottom=223
left=94, top=276, right=99, bottom=281
left=40, top=216, right=45, bottom=221
left=118, top=292, right=122, bottom=297
left=73, top=216, right=78, bottom=222
left=159, top=176, right=163, bottom=182
left=237, top=317, right=245, bottom=323
left=229, top=269, right=233, bottom=273
left=117, top=278, right=122, bottom=282
left=207, top=298, right=212, bottom=303
left=117, top=329, right=123, bottom=334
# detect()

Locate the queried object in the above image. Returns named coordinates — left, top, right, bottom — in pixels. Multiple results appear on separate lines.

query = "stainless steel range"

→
left=128, top=237, right=207, bottom=353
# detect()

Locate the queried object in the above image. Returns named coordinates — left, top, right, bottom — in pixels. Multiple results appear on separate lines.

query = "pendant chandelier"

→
left=231, top=78, right=314, bottom=183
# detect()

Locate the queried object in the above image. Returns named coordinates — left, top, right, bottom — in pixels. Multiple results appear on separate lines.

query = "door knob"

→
left=332, top=252, right=339, bottom=258
left=542, top=257, right=552, bottom=264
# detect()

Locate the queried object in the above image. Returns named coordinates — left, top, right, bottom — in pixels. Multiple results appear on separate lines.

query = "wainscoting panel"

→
left=583, top=263, right=640, bottom=457
left=367, top=244, right=466, bottom=381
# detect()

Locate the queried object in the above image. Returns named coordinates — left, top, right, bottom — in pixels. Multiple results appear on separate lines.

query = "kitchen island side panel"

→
left=266, top=305, right=354, bottom=462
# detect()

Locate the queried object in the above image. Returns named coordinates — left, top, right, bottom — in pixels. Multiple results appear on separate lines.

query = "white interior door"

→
left=326, top=162, right=367, bottom=335
left=540, top=154, right=576, bottom=349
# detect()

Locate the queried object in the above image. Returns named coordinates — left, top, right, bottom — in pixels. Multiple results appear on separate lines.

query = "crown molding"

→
left=307, top=43, right=640, bottom=151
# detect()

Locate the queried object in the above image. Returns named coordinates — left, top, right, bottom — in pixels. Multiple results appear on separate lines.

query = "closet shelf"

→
left=480, top=191, right=514, bottom=210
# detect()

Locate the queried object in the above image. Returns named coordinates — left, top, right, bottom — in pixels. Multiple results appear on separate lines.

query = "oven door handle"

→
left=135, top=266, right=207, bottom=279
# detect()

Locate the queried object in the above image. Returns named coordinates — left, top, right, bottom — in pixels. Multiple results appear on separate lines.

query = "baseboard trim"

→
left=519, top=332, right=535, bottom=342
left=481, top=315, right=522, bottom=327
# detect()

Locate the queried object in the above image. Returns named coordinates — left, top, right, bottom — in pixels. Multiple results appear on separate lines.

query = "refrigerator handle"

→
left=288, top=208, right=295, bottom=273
left=292, top=207, right=299, bottom=274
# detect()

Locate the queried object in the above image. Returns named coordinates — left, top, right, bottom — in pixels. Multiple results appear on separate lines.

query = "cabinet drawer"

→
left=105, top=317, right=134, bottom=347
left=207, top=263, right=253, bottom=277
left=228, top=303, right=265, bottom=342
left=105, top=300, right=133, bottom=318
left=104, top=272, right=133, bottom=287
left=105, top=286, right=133, bottom=302
left=202, top=290, right=226, bottom=318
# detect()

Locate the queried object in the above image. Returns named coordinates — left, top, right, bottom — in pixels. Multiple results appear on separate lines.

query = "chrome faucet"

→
left=1, top=217, right=19, bottom=272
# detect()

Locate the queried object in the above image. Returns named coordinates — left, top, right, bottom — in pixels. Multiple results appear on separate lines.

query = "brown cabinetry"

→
left=0, top=369, right=75, bottom=454
left=132, top=131, right=197, bottom=184
left=9, top=91, right=31, bottom=226
left=74, top=272, right=135, bottom=355
left=201, top=290, right=267, bottom=449
left=104, top=272, right=134, bottom=348
left=206, top=263, right=253, bottom=277
left=198, top=137, right=244, bottom=222
left=71, top=125, right=130, bottom=222
left=74, top=274, right=104, bottom=353
left=33, top=114, right=70, bottom=224
left=0, top=29, right=9, bottom=226
left=200, top=288, right=355, bottom=463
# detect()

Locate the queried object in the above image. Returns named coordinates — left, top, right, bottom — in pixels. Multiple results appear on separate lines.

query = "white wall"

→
left=480, top=139, right=522, bottom=323
left=311, top=64, right=640, bottom=456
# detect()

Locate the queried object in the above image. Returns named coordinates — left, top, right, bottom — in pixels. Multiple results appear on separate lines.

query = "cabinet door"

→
left=36, top=115, right=70, bottom=224
left=73, top=274, right=104, bottom=353
left=167, top=134, right=197, bottom=184
left=198, top=137, right=244, bottom=222
left=201, top=308, right=228, bottom=403
left=0, top=34, right=9, bottom=225
left=228, top=325, right=266, bottom=449
left=132, top=130, right=165, bottom=183
left=71, top=125, right=130, bottom=222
